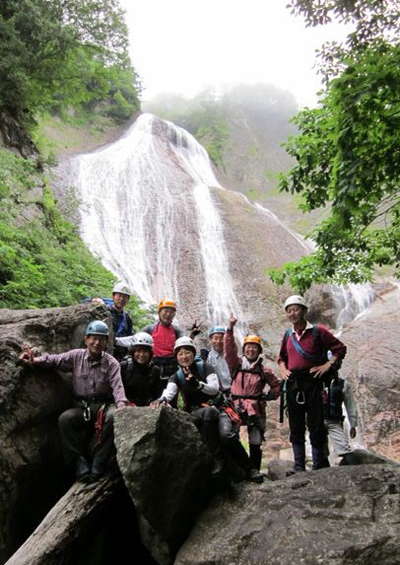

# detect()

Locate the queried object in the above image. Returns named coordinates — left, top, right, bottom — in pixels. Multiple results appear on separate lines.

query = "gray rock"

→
left=267, top=459, right=295, bottom=480
left=176, top=465, right=400, bottom=565
left=340, top=285, right=400, bottom=461
left=114, top=406, right=214, bottom=565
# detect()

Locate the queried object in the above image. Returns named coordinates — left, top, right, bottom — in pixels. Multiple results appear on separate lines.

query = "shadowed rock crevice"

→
left=0, top=303, right=111, bottom=562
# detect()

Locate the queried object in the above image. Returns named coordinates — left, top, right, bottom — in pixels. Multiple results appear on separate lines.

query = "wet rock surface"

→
left=114, top=406, right=214, bottom=565
left=341, top=285, right=400, bottom=461
left=176, top=464, right=400, bottom=565
left=0, top=303, right=111, bottom=562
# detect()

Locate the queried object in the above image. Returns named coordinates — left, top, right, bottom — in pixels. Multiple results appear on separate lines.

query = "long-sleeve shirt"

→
left=34, top=349, right=127, bottom=406
left=224, top=330, right=280, bottom=417
left=120, top=357, right=162, bottom=405
left=108, top=306, right=133, bottom=337
left=207, top=349, right=232, bottom=392
left=142, top=322, right=182, bottom=358
left=278, top=323, right=347, bottom=372
left=160, top=362, right=219, bottom=409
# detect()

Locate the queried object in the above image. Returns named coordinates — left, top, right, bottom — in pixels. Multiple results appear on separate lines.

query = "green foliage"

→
left=158, top=91, right=230, bottom=168
left=0, top=149, right=149, bottom=325
left=271, top=3, right=400, bottom=292
left=287, top=0, right=400, bottom=81
left=145, top=85, right=298, bottom=171
left=0, top=0, right=140, bottom=131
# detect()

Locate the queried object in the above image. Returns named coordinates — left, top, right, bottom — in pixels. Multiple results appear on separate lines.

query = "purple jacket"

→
left=34, top=349, right=127, bottom=406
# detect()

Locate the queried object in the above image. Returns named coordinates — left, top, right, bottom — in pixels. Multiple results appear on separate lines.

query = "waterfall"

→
left=332, top=283, right=376, bottom=329
left=67, top=113, right=242, bottom=326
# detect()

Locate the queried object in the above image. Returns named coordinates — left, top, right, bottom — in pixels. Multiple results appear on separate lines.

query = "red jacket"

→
left=224, top=330, right=280, bottom=418
left=278, top=323, right=346, bottom=372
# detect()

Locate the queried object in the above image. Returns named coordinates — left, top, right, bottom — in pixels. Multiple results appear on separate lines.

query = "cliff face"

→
left=341, top=284, right=400, bottom=461
left=0, top=111, right=37, bottom=159
left=60, top=113, right=310, bottom=338
left=213, top=187, right=310, bottom=348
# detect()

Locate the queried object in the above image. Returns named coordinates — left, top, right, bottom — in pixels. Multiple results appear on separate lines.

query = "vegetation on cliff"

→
left=0, top=1, right=150, bottom=320
left=144, top=84, right=312, bottom=232
left=0, top=0, right=140, bottom=139
left=145, top=84, right=297, bottom=188
left=269, top=0, right=400, bottom=292
left=0, top=148, right=150, bottom=323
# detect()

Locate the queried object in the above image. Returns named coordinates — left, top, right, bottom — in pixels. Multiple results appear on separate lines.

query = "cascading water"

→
left=67, top=113, right=242, bottom=326
left=332, top=283, right=376, bottom=329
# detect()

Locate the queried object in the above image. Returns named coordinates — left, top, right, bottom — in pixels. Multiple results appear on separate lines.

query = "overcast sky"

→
left=120, top=0, right=349, bottom=108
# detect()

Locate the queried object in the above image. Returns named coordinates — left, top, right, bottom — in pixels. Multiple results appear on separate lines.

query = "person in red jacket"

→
left=142, top=298, right=183, bottom=382
left=278, top=295, right=347, bottom=473
left=224, top=315, right=280, bottom=472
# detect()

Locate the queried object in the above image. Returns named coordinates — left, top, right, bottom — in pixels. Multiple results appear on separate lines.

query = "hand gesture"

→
left=150, top=399, right=170, bottom=409
left=189, top=319, right=202, bottom=338
left=182, top=366, right=194, bottom=381
left=279, top=364, right=291, bottom=380
left=309, top=361, right=332, bottom=379
left=228, top=314, right=238, bottom=330
left=19, top=344, right=35, bottom=365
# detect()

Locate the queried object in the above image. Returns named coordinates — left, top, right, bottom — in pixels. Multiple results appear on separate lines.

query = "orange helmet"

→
left=243, top=335, right=262, bottom=351
left=158, top=298, right=177, bottom=312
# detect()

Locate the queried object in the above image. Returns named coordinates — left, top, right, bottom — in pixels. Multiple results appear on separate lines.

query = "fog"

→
left=120, top=0, right=348, bottom=108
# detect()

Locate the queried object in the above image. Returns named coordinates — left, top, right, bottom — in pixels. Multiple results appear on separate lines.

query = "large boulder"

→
left=114, top=406, right=214, bottom=565
left=340, top=285, right=400, bottom=461
left=176, top=464, right=400, bottom=565
left=0, top=303, right=111, bottom=562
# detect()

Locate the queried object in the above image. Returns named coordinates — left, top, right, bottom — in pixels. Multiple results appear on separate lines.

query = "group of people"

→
left=19, top=283, right=357, bottom=484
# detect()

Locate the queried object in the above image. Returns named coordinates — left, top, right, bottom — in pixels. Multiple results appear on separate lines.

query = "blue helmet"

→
left=85, top=320, right=109, bottom=337
left=208, top=326, right=226, bottom=338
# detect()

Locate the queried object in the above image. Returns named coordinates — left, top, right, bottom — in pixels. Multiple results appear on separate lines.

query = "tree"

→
left=269, top=1, right=400, bottom=291
left=0, top=0, right=140, bottom=131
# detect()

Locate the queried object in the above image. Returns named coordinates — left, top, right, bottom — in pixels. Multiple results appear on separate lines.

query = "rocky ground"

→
left=1, top=291, right=400, bottom=564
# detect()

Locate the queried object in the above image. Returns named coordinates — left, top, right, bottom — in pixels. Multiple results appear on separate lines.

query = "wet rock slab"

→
left=176, top=464, right=400, bottom=565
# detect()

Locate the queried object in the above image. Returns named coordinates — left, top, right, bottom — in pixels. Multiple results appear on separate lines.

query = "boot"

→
left=228, top=438, right=253, bottom=472
left=339, top=452, right=358, bottom=466
left=247, top=468, right=264, bottom=483
left=89, top=452, right=109, bottom=482
left=312, top=446, right=330, bottom=470
left=292, top=442, right=306, bottom=472
left=249, top=444, right=262, bottom=471
left=76, top=456, right=90, bottom=482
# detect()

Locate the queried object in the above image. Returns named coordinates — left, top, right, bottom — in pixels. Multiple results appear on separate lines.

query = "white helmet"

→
left=174, top=336, right=196, bottom=354
left=129, top=332, right=153, bottom=351
left=112, top=282, right=131, bottom=296
left=284, top=295, right=308, bottom=311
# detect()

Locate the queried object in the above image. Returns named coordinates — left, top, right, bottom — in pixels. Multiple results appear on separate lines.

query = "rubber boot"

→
left=249, top=444, right=262, bottom=471
left=292, top=442, right=306, bottom=472
left=312, top=446, right=330, bottom=470
left=76, top=456, right=91, bottom=482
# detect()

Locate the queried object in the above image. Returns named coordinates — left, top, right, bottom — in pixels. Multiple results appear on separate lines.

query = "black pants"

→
left=191, top=406, right=221, bottom=455
left=287, top=376, right=326, bottom=448
left=191, top=407, right=252, bottom=470
left=58, top=402, right=116, bottom=467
